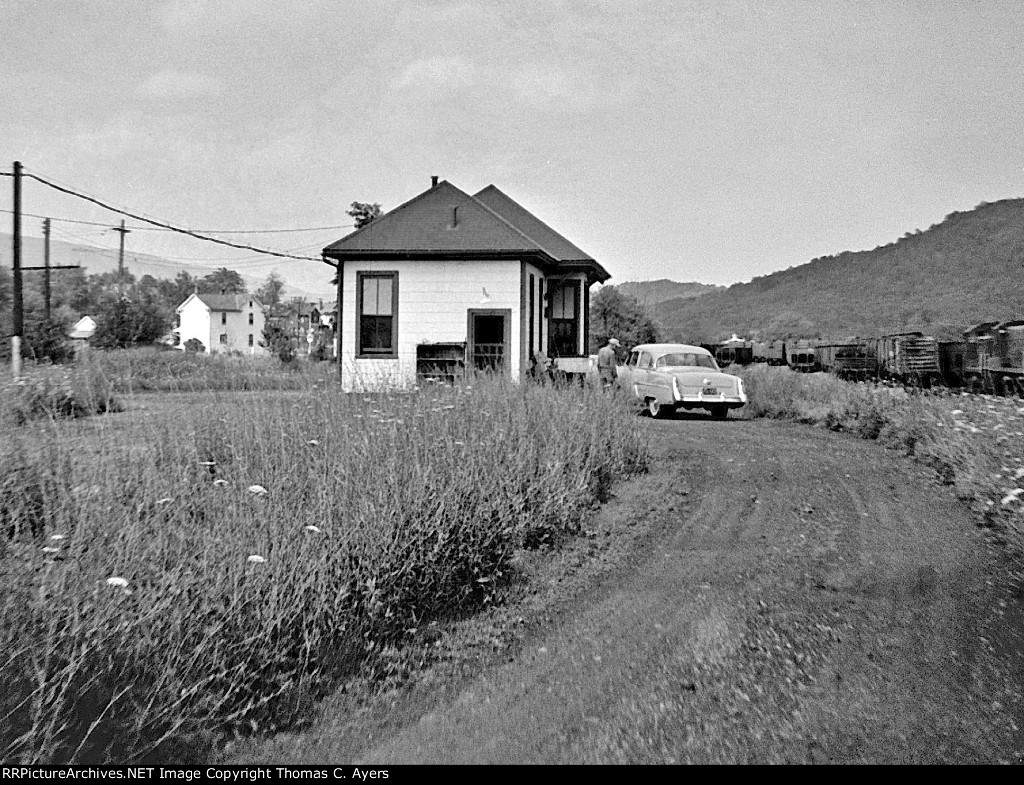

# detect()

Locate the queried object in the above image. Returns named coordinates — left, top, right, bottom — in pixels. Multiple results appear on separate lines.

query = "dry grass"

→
left=0, top=363, right=647, bottom=763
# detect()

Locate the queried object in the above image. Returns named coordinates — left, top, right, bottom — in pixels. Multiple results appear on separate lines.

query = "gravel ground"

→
left=228, top=415, right=1024, bottom=764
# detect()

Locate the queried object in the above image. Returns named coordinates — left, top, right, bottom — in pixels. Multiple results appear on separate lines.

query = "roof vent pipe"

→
left=431, top=175, right=439, bottom=187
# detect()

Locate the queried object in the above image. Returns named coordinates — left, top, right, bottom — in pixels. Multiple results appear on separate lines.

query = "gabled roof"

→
left=323, top=180, right=609, bottom=282
left=195, top=293, right=251, bottom=311
left=177, top=293, right=259, bottom=313
left=69, top=315, right=96, bottom=340
left=472, top=185, right=596, bottom=264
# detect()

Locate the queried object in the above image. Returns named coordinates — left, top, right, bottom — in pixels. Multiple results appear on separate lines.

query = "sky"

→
left=3, top=0, right=1023, bottom=295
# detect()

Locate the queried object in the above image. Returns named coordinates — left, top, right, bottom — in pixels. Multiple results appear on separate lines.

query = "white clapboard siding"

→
left=339, top=259, right=522, bottom=391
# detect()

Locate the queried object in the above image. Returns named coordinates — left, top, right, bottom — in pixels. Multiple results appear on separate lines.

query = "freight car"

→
left=752, top=340, right=787, bottom=365
left=815, top=340, right=878, bottom=380
left=714, top=334, right=754, bottom=366
left=962, top=319, right=1024, bottom=395
left=867, top=332, right=942, bottom=386
left=788, top=340, right=819, bottom=373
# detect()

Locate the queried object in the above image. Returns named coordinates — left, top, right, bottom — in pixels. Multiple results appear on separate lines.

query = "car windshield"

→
left=655, top=353, right=718, bottom=370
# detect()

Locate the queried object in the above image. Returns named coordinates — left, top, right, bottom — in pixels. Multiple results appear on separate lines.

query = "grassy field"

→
left=0, top=353, right=648, bottom=763
left=736, top=364, right=1024, bottom=545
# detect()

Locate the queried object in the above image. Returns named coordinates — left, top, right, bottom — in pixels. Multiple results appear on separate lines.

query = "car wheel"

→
left=710, top=404, right=728, bottom=420
left=646, top=398, right=664, bottom=418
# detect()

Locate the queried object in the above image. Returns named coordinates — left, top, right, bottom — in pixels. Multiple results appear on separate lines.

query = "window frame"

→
left=355, top=271, right=399, bottom=359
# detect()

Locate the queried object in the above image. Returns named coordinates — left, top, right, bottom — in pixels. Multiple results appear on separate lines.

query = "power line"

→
left=19, top=169, right=327, bottom=262
left=0, top=207, right=353, bottom=234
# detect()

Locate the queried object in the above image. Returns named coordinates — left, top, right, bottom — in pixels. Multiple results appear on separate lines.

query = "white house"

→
left=175, top=293, right=268, bottom=356
left=68, top=315, right=96, bottom=341
left=322, top=178, right=610, bottom=391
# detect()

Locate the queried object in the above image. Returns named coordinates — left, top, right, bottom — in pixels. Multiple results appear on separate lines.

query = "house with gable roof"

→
left=175, top=292, right=268, bottom=356
left=322, top=177, right=610, bottom=391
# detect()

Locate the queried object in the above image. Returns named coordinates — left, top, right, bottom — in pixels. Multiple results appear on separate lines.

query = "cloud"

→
left=135, top=68, right=223, bottom=99
left=394, top=56, right=476, bottom=96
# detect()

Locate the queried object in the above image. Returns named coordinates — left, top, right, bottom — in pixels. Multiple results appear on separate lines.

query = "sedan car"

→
left=617, top=343, right=747, bottom=419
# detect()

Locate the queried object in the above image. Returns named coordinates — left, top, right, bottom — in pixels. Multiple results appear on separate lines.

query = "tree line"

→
left=0, top=264, right=293, bottom=362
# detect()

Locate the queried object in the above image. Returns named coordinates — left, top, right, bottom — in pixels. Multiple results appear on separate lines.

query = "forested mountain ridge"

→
left=654, top=198, right=1024, bottom=343
left=607, top=279, right=723, bottom=307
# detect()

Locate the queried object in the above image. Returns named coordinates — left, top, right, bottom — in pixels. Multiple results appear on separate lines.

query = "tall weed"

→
left=0, top=373, right=646, bottom=763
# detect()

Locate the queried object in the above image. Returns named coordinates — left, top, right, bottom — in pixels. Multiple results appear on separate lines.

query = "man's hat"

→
left=608, top=338, right=620, bottom=346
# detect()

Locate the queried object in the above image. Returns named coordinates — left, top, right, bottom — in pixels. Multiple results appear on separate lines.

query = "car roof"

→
left=631, top=343, right=712, bottom=356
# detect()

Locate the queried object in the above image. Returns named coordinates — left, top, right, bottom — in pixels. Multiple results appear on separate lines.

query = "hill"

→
left=654, top=198, right=1024, bottom=342
left=606, top=279, right=723, bottom=307
left=0, top=234, right=335, bottom=303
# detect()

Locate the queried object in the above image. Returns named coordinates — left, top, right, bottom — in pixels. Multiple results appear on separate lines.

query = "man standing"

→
left=597, top=337, right=620, bottom=388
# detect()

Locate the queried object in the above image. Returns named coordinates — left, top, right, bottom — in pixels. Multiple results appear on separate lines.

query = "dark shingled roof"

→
left=194, top=294, right=252, bottom=312
left=472, top=185, right=596, bottom=264
left=323, top=180, right=609, bottom=282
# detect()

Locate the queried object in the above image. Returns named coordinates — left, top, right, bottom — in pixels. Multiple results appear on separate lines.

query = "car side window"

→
left=626, top=351, right=638, bottom=367
left=638, top=352, right=652, bottom=369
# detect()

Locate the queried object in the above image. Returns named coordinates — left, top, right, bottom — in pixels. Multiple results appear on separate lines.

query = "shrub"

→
left=2, top=365, right=121, bottom=425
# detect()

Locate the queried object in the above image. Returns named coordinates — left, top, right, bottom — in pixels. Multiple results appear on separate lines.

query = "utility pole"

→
left=114, top=219, right=130, bottom=290
left=43, top=218, right=50, bottom=321
left=23, top=218, right=80, bottom=321
left=11, top=161, right=23, bottom=378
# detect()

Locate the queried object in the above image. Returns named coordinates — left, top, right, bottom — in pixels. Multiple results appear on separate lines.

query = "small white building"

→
left=68, top=315, right=96, bottom=341
left=175, top=293, right=268, bottom=356
left=322, top=178, right=610, bottom=391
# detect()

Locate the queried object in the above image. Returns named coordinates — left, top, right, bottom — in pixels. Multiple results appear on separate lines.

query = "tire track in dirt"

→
left=232, top=416, right=1021, bottom=764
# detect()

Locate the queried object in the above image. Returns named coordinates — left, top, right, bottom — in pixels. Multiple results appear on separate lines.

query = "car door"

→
left=633, top=350, right=656, bottom=400
left=618, top=349, right=638, bottom=391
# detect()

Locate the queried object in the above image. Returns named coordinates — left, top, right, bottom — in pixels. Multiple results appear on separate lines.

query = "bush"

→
left=2, top=365, right=121, bottom=425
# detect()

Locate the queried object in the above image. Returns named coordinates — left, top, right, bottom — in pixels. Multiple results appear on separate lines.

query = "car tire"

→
left=646, top=398, right=665, bottom=418
left=710, top=404, right=728, bottom=420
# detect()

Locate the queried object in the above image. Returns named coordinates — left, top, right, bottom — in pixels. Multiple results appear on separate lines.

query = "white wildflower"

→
left=198, top=461, right=216, bottom=467
left=247, top=485, right=268, bottom=496
left=156, top=498, right=173, bottom=505
left=41, top=546, right=60, bottom=554
left=106, top=576, right=129, bottom=588
left=304, top=525, right=323, bottom=534
left=49, top=534, right=65, bottom=541
left=213, top=479, right=228, bottom=487
left=951, top=409, right=963, bottom=415
left=247, top=555, right=266, bottom=564
left=307, top=439, right=320, bottom=446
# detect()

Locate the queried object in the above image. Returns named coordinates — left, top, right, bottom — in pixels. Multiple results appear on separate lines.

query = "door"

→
left=468, top=309, right=511, bottom=373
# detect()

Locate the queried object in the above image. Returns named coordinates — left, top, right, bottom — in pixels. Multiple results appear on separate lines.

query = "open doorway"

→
left=468, top=309, right=511, bottom=372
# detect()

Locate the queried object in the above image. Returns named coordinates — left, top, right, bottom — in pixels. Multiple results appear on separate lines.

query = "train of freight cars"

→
left=705, top=320, right=1024, bottom=395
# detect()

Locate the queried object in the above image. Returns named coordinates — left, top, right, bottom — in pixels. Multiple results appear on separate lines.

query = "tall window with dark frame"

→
left=357, top=272, right=397, bottom=357
left=548, top=280, right=579, bottom=357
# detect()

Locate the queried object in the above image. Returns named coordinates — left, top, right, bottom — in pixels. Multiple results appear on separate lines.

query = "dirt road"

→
left=233, top=416, right=1024, bottom=764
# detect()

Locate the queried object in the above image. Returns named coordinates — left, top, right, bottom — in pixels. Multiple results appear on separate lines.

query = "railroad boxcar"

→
left=937, top=340, right=970, bottom=387
left=868, top=332, right=942, bottom=385
left=714, top=334, right=754, bottom=366
left=816, top=340, right=877, bottom=380
left=752, top=340, right=787, bottom=365
left=787, top=339, right=819, bottom=373
left=963, top=320, right=1024, bottom=395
